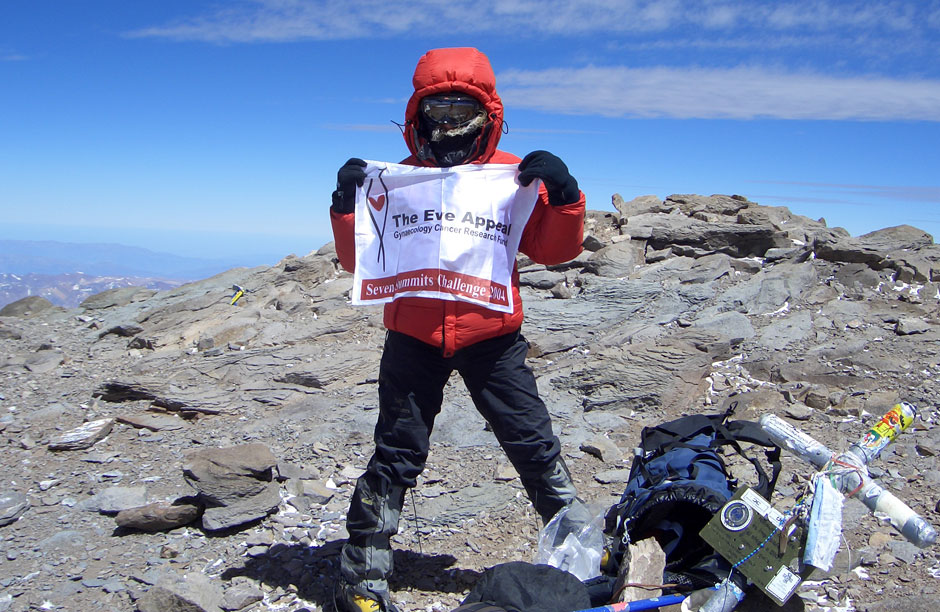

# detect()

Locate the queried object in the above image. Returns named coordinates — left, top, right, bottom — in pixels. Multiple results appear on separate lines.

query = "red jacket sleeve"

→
left=519, top=185, right=586, bottom=265
left=330, top=209, right=356, bottom=273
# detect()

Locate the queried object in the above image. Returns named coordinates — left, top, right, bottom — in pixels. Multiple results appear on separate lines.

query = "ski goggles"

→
left=420, top=94, right=483, bottom=126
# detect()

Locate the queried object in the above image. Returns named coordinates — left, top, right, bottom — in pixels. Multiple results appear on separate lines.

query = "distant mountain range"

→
left=0, top=272, right=181, bottom=309
left=0, top=239, right=238, bottom=279
left=0, top=240, right=249, bottom=309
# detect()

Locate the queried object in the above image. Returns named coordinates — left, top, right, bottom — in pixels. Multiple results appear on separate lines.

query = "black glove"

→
left=518, top=150, right=580, bottom=206
left=330, top=158, right=367, bottom=214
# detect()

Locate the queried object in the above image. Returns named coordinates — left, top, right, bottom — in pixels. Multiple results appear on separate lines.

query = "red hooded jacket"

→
left=330, top=48, right=585, bottom=357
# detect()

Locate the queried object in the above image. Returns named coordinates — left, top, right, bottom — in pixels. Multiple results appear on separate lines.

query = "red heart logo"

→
left=369, top=195, right=385, bottom=211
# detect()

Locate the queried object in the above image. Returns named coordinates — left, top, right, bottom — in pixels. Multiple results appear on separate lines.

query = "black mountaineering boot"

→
left=338, top=471, right=404, bottom=612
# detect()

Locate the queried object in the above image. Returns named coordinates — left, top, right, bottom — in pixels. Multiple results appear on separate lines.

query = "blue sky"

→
left=2, top=1, right=939, bottom=268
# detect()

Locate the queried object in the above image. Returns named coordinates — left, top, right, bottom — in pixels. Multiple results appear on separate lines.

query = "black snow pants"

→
left=340, top=329, right=580, bottom=593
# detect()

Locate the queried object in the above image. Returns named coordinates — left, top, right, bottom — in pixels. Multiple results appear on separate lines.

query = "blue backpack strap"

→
left=714, top=419, right=782, bottom=500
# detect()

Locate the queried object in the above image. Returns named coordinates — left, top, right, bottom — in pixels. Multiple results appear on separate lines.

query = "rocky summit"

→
left=1, top=194, right=940, bottom=612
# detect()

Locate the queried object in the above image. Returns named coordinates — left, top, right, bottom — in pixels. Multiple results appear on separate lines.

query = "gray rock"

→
left=579, top=435, right=623, bottom=463
left=526, top=331, right=582, bottom=358
left=860, top=595, right=940, bottom=612
left=677, top=253, right=732, bottom=284
left=781, top=403, right=814, bottom=421
left=892, top=253, right=935, bottom=282
left=692, top=311, right=755, bottom=341
left=80, top=486, right=148, bottom=514
left=80, top=287, right=156, bottom=309
left=624, top=212, right=784, bottom=257
left=0, top=491, right=29, bottom=527
left=858, top=224, right=934, bottom=251
left=116, top=412, right=186, bottom=432
left=520, top=269, right=567, bottom=289
left=415, top=482, right=516, bottom=524
left=560, top=340, right=713, bottom=414
left=763, top=246, right=803, bottom=260
left=613, top=194, right=669, bottom=218
left=522, top=277, right=661, bottom=334
left=665, top=194, right=749, bottom=217
left=0, top=324, right=23, bottom=340
left=0, top=296, right=58, bottom=317
left=276, top=461, right=319, bottom=481
left=631, top=255, right=694, bottom=283
left=749, top=277, right=791, bottom=315
left=48, top=418, right=114, bottom=451
left=24, top=348, right=65, bottom=373
left=834, top=262, right=884, bottom=290
left=896, top=317, right=931, bottom=335
left=286, top=479, right=334, bottom=507
left=136, top=571, right=224, bottom=612
left=221, top=584, right=264, bottom=611
left=594, top=469, right=632, bottom=484
left=758, top=311, right=814, bottom=348
left=584, top=240, right=645, bottom=277
left=38, top=529, right=86, bottom=551
left=885, top=539, right=921, bottom=564
left=183, top=444, right=280, bottom=531
left=813, top=225, right=931, bottom=275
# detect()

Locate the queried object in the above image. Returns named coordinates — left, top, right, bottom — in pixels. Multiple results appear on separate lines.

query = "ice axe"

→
left=230, top=284, right=247, bottom=306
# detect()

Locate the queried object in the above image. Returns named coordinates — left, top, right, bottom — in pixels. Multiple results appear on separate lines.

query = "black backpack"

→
left=457, top=561, right=591, bottom=612
left=603, top=404, right=782, bottom=591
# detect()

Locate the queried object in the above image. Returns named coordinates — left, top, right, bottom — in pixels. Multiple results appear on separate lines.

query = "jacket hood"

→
left=404, top=47, right=504, bottom=165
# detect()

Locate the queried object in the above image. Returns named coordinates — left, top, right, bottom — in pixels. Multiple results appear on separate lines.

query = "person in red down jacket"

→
left=329, top=47, right=588, bottom=612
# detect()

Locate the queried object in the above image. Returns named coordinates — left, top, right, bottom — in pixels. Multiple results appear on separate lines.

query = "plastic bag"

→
left=804, top=473, right=843, bottom=571
left=536, top=502, right=605, bottom=581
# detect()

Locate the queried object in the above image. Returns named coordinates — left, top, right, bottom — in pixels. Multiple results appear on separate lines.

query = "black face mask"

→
left=417, top=94, right=488, bottom=166
left=428, top=128, right=481, bottom=167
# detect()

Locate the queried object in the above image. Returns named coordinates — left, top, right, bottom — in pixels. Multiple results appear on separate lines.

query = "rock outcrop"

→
left=1, top=193, right=939, bottom=611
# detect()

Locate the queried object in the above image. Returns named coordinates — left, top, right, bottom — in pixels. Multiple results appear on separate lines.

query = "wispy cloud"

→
left=509, top=127, right=604, bottom=135
left=751, top=181, right=940, bottom=203
left=498, top=65, right=940, bottom=121
left=125, top=0, right=935, bottom=42
left=749, top=194, right=878, bottom=207
left=1, top=53, right=27, bottom=61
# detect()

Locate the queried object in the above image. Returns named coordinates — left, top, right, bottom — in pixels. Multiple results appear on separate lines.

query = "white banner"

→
left=352, top=161, right=539, bottom=314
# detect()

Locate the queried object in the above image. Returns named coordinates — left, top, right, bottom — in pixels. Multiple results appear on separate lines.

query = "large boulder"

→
left=182, top=444, right=280, bottom=532
left=0, top=296, right=58, bottom=317
left=623, top=213, right=786, bottom=258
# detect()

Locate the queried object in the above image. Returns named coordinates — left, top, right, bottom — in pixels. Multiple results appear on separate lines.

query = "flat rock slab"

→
left=183, top=443, right=280, bottom=532
left=200, top=484, right=280, bottom=532
left=0, top=491, right=30, bottom=527
left=93, top=380, right=224, bottom=415
left=415, top=482, right=517, bottom=525
left=79, top=486, right=148, bottom=514
left=24, top=349, right=66, bottom=373
left=116, top=412, right=186, bottom=431
left=136, top=571, right=224, bottom=612
left=48, top=418, right=114, bottom=451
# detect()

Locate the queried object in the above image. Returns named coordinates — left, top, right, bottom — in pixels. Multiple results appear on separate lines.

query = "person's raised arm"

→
left=329, top=158, right=367, bottom=272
